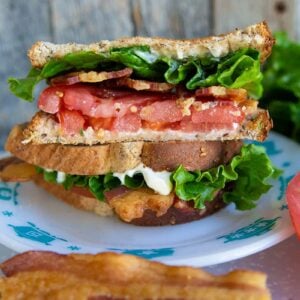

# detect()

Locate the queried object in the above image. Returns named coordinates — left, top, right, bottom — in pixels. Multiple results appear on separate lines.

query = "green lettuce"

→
left=172, top=144, right=280, bottom=210
left=261, top=32, right=300, bottom=142
left=39, top=144, right=279, bottom=210
left=8, top=47, right=263, bottom=102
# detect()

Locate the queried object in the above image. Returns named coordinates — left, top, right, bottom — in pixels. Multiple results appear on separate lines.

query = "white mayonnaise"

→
left=56, top=171, right=66, bottom=183
left=113, top=164, right=172, bottom=195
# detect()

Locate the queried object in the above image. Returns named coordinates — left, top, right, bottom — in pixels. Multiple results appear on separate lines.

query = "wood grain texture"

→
left=132, top=0, right=210, bottom=38
left=213, top=0, right=296, bottom=37
left=50, top=0, right=133, bottom=42
left=0, top=0, right=51, bottom=147
left=296, top=0, right=300, bottom=40
left=0, top=0, right=299, bottom=149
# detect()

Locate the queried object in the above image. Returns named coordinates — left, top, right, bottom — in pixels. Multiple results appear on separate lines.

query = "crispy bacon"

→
left=0, top=157, right=36, bottom=182
left=104, top=186, right=130, bottom=201
left=50, top=68, right=133, bottom=86
left=115, top=78, right=175, bottom=92
left=195, top=86, right=248, bottom=102
left=0, top=251, right=271, bottom=299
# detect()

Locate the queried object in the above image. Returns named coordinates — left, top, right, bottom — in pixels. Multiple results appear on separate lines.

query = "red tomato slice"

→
left=180, top=116, right=234, bottom=132
left=38, top=86, right=63, bottom=113
left=286, top=172, right=300, bottom=239
left=112, top=114, right=142, bottom=132
left=89, top=117, right=115, bottom=131
left=142, top=121, right=171, bottom=130
left=63, top=85, right=96, bottom=116
left=57, top=110, right=85, bottom=134
left=191, top=103, right=245, bottom=124
left=140, top=100, right=183, bottom=123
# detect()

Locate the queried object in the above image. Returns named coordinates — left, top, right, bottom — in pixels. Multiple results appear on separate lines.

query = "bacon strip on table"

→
left=0, top=251, right=271, bottom=299
left=50, top=68, right=133, bottom=85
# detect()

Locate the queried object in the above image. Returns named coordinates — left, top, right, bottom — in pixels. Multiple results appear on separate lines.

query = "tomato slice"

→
left=112, top=114, right=142, bottom=132
left=57, top=110, right=85, bottom=134
left=286, top=172, right=300, bottom=239
left=38, top=86, right=63, bottom=113
left=89, top=117, right=115, bottom=131
left=140, top=100, right=183, bottom=123
left=191, top=103, right=245, bottom=124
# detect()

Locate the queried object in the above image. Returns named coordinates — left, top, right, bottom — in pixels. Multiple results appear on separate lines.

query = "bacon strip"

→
left=50, top=68, right=133, bottom=85
left=115, top=78, right=175, bottom=92
left=0, top=156, right=36, bottom=182
left=195, top=86, right=248, bottom=102
left=0, top=251, right=271, bottom=299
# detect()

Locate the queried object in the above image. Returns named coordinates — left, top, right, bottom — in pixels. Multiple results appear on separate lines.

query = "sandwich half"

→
left=3, top=21, right=279, bottom=226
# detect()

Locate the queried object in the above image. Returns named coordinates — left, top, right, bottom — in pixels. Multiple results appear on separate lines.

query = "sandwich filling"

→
left=9, top=47, right=263, bottom=101
left=9, top=47, right=265, bottom=139
left=36, top=144, right=279, bottom=211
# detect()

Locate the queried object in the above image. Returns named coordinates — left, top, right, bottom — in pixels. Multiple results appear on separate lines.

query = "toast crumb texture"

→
left=29, top=22, right=274, bottom=68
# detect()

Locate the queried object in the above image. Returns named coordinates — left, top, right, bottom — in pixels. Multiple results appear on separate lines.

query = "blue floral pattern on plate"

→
left=217, top=217, right=281, bottom=243
left=107, top=247, right=174, bottom=259
left=8, top=222, right=67, bottom=245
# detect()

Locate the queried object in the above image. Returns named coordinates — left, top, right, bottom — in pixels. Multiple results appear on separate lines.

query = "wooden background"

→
left=0, top=0, right=299, bottom=147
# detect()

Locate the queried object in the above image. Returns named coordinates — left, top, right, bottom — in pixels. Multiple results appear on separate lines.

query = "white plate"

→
left=0, top=132, right=297, bottom=267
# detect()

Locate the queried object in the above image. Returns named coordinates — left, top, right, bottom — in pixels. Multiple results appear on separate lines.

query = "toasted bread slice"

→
left=0, top=251, right=271, bottom=299
left=29, top=22, right=274, bottom=68
left=6, top=125, right=242, bottom=174
left=22, top=109, right=272, bottom=146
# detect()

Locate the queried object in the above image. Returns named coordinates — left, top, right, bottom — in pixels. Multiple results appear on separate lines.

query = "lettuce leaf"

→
left=8, top=68, right=42, bottom=101
left=261, top=32, right=300, bottom=142
left=172, top=144, right=280, bottom=210
left=9, top=47, right=263, bottom=102
left=39, top=144, right=279, bottom=210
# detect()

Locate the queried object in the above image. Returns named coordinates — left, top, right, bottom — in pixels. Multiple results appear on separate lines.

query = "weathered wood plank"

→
left=0, top=0, right=52, bottom=148
left=132, top=0, right=210, bottom=38
left=213, top=0, right=296, bottom=38
left=296, top=0, right=300, bottom=40
left=50, top=0, right=133, bottom=42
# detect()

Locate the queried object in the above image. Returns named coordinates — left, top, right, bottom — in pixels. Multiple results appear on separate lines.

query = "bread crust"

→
left=28, top=22, right=274, bottom=68
left=6, top=125, right=243, bottom=175
left=22, top=109, right=272, bottom=146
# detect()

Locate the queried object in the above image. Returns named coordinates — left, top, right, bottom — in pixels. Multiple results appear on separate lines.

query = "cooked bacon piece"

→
left=50, top=68, right=133, bottom=85
left=104, top=186, right=130, bottom=201
left=196, top=86, right=248, bottom=102
left=0, top=251, right=270, bottom=299
left=70, top=186, right=95, bottom=198
left=109, top=188, right=174, bottom=222
left=0, top=157, right=36, bottom=182
left=115, top=77, right=175, bottom=91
